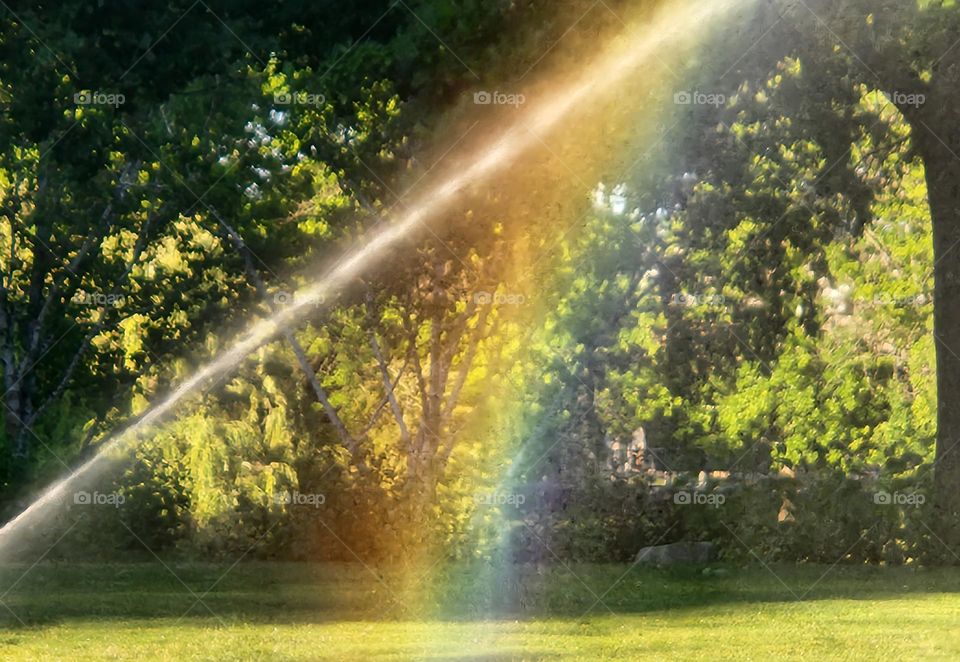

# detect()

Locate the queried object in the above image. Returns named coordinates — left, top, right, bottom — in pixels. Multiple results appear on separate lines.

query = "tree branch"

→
left=365, top=297, right=413, bottom=451
left=213, top=210, right=366, bottom=469
left=21, top=205, right=154, bottom=433
left=441, top=302, right=492, bottom=424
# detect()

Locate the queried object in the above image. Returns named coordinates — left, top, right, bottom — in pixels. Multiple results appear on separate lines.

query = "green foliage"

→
left=0, top=0, right=954, bottom=567
left=509, top=52, right=939, bottom=563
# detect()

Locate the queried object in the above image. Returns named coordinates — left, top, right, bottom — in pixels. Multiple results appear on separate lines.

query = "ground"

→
left=0, top=562, right=958, bottom=660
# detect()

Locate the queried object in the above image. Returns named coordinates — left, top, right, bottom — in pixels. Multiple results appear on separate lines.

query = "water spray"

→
left=0, top=0, right=752, bottom=551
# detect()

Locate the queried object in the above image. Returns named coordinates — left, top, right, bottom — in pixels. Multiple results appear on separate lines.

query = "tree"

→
left=0, top=0, right=471, bottom=487
left=710, top=0, right=960, bottom=540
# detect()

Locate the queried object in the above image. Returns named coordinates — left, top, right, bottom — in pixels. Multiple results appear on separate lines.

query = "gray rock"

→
left=635, top=541, right=717, bottom=566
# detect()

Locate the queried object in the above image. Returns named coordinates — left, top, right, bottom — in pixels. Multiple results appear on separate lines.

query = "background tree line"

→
left=2, top=0, right=960, bottom=563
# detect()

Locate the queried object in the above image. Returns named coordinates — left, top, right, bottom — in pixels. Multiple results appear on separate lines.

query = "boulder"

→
left=635, top=541, right=717, bottom=566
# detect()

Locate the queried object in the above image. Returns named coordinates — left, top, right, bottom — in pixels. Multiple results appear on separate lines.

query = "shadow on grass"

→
left=1, top=561, right=960, bottom=629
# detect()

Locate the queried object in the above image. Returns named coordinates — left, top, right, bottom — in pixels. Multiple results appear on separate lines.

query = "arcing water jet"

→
left=0, top=0, right=753, bottom=552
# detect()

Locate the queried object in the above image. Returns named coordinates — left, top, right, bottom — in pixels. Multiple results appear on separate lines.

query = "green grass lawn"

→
left=1, top=562, right=960, bottom=660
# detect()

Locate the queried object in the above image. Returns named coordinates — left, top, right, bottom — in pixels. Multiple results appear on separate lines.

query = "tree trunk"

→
left=914, top=116, right=960, bottom=546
